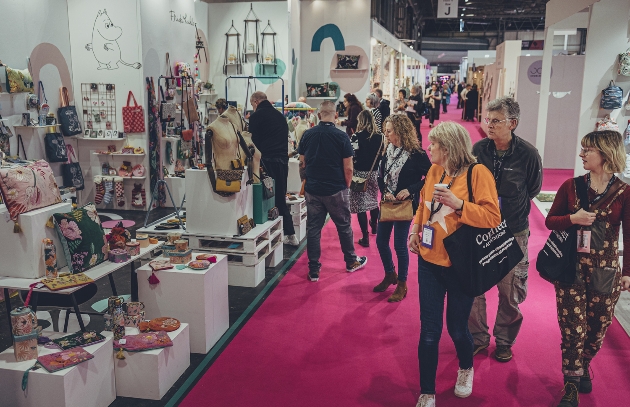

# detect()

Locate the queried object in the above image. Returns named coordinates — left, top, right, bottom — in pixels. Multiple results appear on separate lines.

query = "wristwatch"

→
left=408, top=232, right=419, bottom=239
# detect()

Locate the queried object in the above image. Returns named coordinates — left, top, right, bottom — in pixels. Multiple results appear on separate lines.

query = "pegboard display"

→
left=81, top=83, right=118, bottom=138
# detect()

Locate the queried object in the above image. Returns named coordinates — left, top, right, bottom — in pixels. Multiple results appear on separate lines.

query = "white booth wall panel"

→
left=516, top=55, right=584, bottom=169
left=299, top=0, right=372, bottom=103
left=206, top=1, right=291, bottom=107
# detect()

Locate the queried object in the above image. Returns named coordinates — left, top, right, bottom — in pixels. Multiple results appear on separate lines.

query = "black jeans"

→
left=418, top=256, right=474, bottom=394
left=429, top=106, right=440, bottom=125
left=262, top=158, right=295, bottom=236
left=442, top=98, right=448, bottom=113
left=305, top=190, right=357, bottom=272
left=356, top=208, right=379, bottom=234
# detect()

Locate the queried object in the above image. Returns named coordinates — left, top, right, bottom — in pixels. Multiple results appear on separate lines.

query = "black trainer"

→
left=308, top=271, right=320, bottom=282
left=557, top=379, right=579, bottom=407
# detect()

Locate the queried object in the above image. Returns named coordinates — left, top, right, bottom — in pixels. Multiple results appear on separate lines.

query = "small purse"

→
left=215, top=170, right=242, bottom=192
left=379, top=199, right=414, bottom=222
left=268, top=207, right=279, bottom=220
left=237, top=215, right=253, bottom=235
left=159, top=86, right=176, bottom=122
left=62, top=145, right=85, bottom=190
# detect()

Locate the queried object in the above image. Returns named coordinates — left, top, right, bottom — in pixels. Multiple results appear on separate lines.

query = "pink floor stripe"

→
left=542, top=169, right=574, bottom=192
left=181, top=211, right=630, bottom=406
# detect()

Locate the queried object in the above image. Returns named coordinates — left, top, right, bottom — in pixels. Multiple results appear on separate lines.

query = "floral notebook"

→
left=51, top=331, right=106, bottom=350
left=37, top=347, right=94, bottom=372
left=41, top=273, right=94, bottom=291
left=113, top=331, right=173, bottom=352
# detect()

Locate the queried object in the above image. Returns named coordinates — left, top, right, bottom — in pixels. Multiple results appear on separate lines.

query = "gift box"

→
left=108, top=248, right=129, bottom=263
left=169, top=249, right=192, bottom=264
left=161, top=244, right=176, bottom=257
left=126, top=241, right=140, bottom=257
left=14, top=331, right=38, bottom=362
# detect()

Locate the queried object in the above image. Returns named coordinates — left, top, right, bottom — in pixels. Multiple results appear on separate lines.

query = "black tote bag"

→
left=536, top=176, right=589, bottom=284
left=62, top=145, right=84, bottom=190
left=443, top=164, right=524, bottom=297
left=57, top=87, right=82, bottom=136
left=44, top=131, right=68, bottom=163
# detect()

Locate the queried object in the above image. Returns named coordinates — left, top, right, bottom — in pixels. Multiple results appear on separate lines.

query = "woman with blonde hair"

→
left=374, top=114, right=431, bottom=302
left=408, top=121, right=501, bottom=407
left=545, top=130, right=630, bottom=407
left=350, top=110, right=384, bottom=246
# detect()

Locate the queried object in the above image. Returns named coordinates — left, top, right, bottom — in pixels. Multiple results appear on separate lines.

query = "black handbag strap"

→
left=466, top=163, right=478, bottom=203
left=574, top=176, right=590, bottom=212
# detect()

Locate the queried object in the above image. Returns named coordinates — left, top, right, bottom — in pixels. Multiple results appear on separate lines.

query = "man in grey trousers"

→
left=298, top=101, right=368, bottom=281
left=468, top=96, right=542, bottom=362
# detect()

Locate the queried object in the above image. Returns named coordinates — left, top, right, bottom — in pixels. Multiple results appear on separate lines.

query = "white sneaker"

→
left=454, top=367, right=474, bottom=398
left=283, top=234, right=300, bottom=246
left=416, top=394, right=435, bottom=407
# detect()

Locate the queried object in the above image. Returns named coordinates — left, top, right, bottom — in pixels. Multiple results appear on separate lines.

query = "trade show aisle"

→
left=177, top=206, right=630, bottom=406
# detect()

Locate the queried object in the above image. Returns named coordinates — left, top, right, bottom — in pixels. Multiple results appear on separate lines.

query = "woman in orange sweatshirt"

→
left=408, top=122, right=501, bottom=407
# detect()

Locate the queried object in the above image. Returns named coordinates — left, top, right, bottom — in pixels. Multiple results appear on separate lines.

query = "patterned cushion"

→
left=0, top=160, right=62, bottom=229
left=53, top=203, right=108, bottom=274
left=336, top=54, right=360, bottom=69
left=306, top=83, right=329, bottom=97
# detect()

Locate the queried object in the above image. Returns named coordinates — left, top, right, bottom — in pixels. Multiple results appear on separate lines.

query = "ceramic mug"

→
left=123, top=301, right=145, bottom=316
left=174, top=239, right=188, bottom=252
left=107, top=296, right=124, bottom=313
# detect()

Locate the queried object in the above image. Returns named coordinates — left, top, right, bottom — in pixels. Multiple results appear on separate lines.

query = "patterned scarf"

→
left=384, top=143, right=410, bottom=193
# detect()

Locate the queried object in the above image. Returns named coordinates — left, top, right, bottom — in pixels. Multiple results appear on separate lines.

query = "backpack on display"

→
left=618, top=48, right=630, bottom=76
left=600, top=80, right=623, bottom=110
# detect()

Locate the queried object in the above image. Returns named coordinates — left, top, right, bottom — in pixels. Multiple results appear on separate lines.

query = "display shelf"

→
left=92, top=153, right=145, bottom=157
left=244, top=52, right=259, bottom=56
left=331, top=68, right=368, bottom=72
left=260, top=63, right=277, bottom=66
left=162, top=136, right=180, bottom=141
left=70, top=136, right=125, bottom=141
left=307, top=96, right=338, bottom=99
left=120, top=176, right=147, bottom=180
left=13, top=124, right=62, bottom=129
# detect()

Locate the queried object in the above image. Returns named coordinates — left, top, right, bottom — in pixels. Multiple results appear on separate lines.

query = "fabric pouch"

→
left=38, top=347, right=94, bottom=372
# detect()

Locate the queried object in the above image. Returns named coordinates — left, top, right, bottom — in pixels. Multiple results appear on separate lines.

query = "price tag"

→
left=118, top=339, right=127, bottom=345
left=421, top=225, right=435, bottom=249
left=577, top=230, right=591, bottom=253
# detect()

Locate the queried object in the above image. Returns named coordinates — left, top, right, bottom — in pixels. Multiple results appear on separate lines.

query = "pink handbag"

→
left=122, top=91, right=145, bottom=133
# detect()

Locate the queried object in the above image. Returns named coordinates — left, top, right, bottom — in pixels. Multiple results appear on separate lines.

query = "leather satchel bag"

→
left=44, top=129, right=68, bottom=163
left=442, top=164, right=524, bottom=297
left=57, top=87, right=82, bottom=136
left=350, top=135, right=383, bottom=192
left=379, top=199, right=414, bottom=222
left=122, top=91, right=145, bottom=133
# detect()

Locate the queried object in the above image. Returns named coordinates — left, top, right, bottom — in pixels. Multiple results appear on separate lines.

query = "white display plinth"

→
left=111, top=324, right=190, bottom=400
left=0, top=334, right=115, bottom=407
left=0, top=202, right=72, bottom=278
left=228, top=261, right=266, bottom=287
left=185, top=169, right=253, bottom=236
left=287, top=158, right=302, bottom=193
left=136, top=254, right=229, bottom=354
left=266, top=241, right=283, bottom=268
left=295, top=217, right=307, bottom=242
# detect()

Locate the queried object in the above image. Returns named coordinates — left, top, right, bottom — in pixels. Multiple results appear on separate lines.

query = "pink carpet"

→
left=542, top=169, right=574, bottom=192
left=180, top=96, right=630, bottom=406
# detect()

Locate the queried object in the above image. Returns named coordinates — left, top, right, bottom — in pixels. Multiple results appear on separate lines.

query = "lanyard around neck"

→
left=428, top=170, right=455, bottom=223
left=587, top=173, right=616, bottom=205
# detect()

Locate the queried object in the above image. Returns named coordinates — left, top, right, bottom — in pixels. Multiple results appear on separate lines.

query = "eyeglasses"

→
left=484, top=118, right=509, bottom=126
left=580, top=148, right=597, bottom=155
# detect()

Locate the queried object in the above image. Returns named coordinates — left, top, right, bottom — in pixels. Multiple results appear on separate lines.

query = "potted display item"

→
left=328, top=83, right=338, bottom=97
left=203, top=82, right=214, bottom=94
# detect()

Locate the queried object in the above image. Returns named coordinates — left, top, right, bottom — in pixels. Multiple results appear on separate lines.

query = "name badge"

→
left=421, top=225, right=435, bottom=249
left=577, top=230, right=591, bottom=253
left=498, top=196, right=502, bottom=209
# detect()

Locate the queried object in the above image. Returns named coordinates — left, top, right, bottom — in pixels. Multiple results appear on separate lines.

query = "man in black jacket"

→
left=373, top=89, right=390, bottom=124
left=468, top=97, right=542, bottom=363
left=248, top=91, right=298, bottom=246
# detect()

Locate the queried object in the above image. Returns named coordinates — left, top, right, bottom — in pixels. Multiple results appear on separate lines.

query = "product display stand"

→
left=287, top=157, right=302, bottom=193
left=223, top=21, right=243, bottom=75
left=0, top=202, right=72, bottom=278
left=288, top=197, right=307, bottom=241
left=260, top=21, right=277, bottom=74
left=136, top=254, right=228, bottom=354
left=0, top=334, right=115, bottom=407
left=111, top=325, right=190, bottom=400
left=143, top=179, right=185, bottom=230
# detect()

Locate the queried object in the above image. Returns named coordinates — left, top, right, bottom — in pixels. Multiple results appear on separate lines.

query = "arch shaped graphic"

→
left=311, top=24, right=345, bottom=52
left=30, top=43, right=74, bottom=101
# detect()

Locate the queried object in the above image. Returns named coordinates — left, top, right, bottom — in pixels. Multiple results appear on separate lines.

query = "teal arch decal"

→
left=311, top=24, right=345, bottom=52
left=291, top=49, right=298, bottom=101
left=255, top=59, right=287, bottom=84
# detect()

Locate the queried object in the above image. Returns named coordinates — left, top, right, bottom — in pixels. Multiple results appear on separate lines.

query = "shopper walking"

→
left=464, top=84, right=478, bottom=121
left=374, top=114, right=431, bottom=302
left=461, top=84, right=471, bottom=119
left=248, top=91, right=299, bottom=246
left=545, top=130, right=630, bottom=407
left=365, top=92, right=383, bottom=131
left=457, top=82, right=465, bottom=109
left=299, top=101, right=368, bottom=281
left=425, top=84, right=441, bottom=128
left=441, top=83, right=451, bottom=114
left=406, top=85, right=424, bottom=143
left=338, top=93, right=363, bottom=137
left=374, top=88, right=391, bottom=124
left=408, top=121, right=501, bottom=407
left=351, top=111, right=384, bottom=247
left=468, top=96, right=542, bottom=362
left=394, top=89, right=408, bottom=114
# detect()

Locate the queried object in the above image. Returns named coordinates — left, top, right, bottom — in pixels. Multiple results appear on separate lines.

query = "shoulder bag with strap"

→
left=351, top=134, right=383, bottom=192
left=378, top=148, right=414, bottom=222
left=57, top=87, right=82, bottom=136
left=442, top=163, right=524, bottom=297
left=204, top=122, right=253, bottom=196
left=536, top=175, right=625, bottom=284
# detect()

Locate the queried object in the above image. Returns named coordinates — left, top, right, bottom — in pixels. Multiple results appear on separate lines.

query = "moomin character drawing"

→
left=85, top=9, right=141, bottom=70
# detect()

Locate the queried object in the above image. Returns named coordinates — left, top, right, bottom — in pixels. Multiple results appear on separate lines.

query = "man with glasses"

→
left=468, top=96, right=542, bottom=363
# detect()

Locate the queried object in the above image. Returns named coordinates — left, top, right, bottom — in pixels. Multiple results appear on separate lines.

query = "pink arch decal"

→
left=29, top=43, right=74, bottom=102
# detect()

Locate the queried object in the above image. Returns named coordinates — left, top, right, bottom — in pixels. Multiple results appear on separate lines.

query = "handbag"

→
left=44, top=130, right=68, bottom=162
left=350, top=135, right=383, bottom=192
left=596, top=115, right=619, bottom=132
left=379, top=199, right=414, bottom=222
left=165, top=53, right=176, bottom=93
left=57, top=87, right=82, bottom=136
left=204, top=123, right=253, bottom=196
left=122, top=91, right=145, bottom=133
left=159, top=86, right=176, bottom=123
left=600, top=80, right=623, bottom=110
left=62, top=144, right=85, bottom=190
left=618, top=48, right=630, bottom=76
left=442, top=164, right=524, bottom=297
left=183, top=90, right=199, bottom=123
left=237, top=215, right=253, bottom=235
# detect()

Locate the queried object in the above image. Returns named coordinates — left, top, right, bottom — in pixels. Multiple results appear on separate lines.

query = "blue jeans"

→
left=418, top=256, right=475, bottom=395
left=376, top=220, right=411, bottom=282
